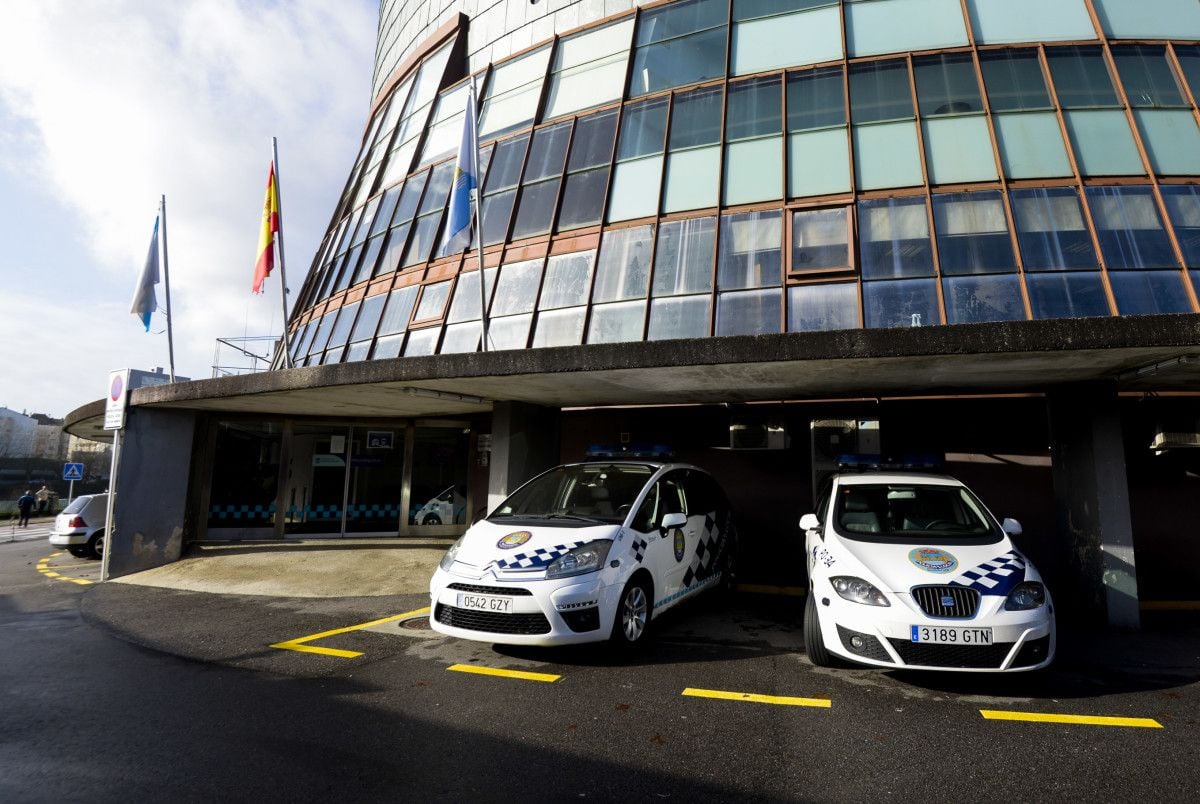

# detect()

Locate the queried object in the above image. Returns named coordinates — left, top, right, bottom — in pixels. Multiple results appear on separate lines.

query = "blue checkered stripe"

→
left=631, top=537, right=649, bottom=564
left=494, top=541, right=587, bottom=570
left=948, top=550, right=1027, bottom=596
left=682, top=511, right=721, bottom=588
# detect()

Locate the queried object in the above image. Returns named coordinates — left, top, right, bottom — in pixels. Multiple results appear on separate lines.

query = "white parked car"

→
left=414, top=485, right=465, bottom=525
left=800, top=472, right=1054, bottom=672
left=49, top=493, right=108, bottom=559
left=429, top=461, right=736, bottom=647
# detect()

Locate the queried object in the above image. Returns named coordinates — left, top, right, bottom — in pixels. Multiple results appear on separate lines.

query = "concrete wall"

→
left=106, top=408, right=197, bottom=578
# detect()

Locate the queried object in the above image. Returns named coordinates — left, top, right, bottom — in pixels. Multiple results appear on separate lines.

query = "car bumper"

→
left=815, top=594, right=1055, bottom=672
left=428, top=566, right=623, bottom=646
left=49, top=531, right=88, bottom=546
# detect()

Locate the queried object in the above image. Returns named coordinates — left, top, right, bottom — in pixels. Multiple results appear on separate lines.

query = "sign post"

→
left=101, top=369, right=130, bottom=582
left=62, top=462, right=84, bottom=504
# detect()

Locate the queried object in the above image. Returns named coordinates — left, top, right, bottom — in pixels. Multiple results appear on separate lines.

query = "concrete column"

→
left=107, top=407, right=197, bottom=578
left=487, top=402, right=560, bottom=512
left=1047, top=384, right=1139, bottom=628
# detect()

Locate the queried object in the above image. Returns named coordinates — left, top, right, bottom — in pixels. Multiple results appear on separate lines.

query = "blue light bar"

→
left=836, top=453, right=944, bottom=471
left=585, top=443, right=675, bottom=460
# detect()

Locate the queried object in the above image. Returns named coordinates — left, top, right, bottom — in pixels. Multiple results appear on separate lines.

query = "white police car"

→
left=429, top=461, right=735, bottom=646
left=800, top=471, right=1054, bottom=671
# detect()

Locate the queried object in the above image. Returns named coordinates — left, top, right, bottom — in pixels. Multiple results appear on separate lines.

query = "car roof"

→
left=834, top=472, right=964, bottom=487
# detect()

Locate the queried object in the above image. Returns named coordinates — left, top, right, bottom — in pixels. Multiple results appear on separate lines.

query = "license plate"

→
left=456, top=593, right=513, bottom=613
left=911, top=625, right=993, bottom=644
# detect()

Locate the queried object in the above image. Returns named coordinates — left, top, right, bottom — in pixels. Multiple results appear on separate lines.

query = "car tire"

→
left=86, top=530, right=105, bottom=561
left=804, top=594, right=833, bottom=667
left=611, top=575, right=653, bottom=647
left=67, top=547, right=89, bottom=559
left=422, top=514, right=442, bottom=526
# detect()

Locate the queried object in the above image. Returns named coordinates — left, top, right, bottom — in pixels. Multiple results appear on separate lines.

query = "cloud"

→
left=0, top=0, right=376, bottom=416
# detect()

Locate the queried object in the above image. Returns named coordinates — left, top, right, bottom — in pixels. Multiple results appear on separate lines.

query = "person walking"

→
left=17, top=490, right=35, bottom=527
left=35, top=485, right=51, bottom=515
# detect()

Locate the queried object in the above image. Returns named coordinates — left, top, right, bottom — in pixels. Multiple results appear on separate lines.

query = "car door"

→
left=627, top=471, right=689, bottom=608
left=680, top=470, right=725, bottom=592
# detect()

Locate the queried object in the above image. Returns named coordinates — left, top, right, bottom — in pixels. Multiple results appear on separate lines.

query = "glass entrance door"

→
left=284, top=424, right=351, bottom=535
left=345, top=426, right=405, bottom=533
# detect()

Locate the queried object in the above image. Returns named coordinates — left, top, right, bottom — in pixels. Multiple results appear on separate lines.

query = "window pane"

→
left=326, top=302, right=360, bottom=351
left=1160, top=186, right=1200, bottom=267
left=1026, top=272, right=1110, bottom=318
left=1046, top=46, right=1119, bottom=108
left=966, top=0, right=1096, bottom=44
left=630, top=27, right=727, bottom=97
left=732, top=1, right=842, bottom=76
left=511, top=179, right=562, bottom=240
left=922, top=115, right=998, bottom=184
left=979, top=50, right=1053, bottom=112
left=653, top=217, right=716, bottom=296
left=992, top=112, right=1073, bottom=179
left=716, top=288, right=782, bottom=336
left=792, top=208, right=849, bottom=271
left=394, top=172, right=428, bottom=222
left=787, top=283, right=859, bottom=331
left=636, top=0, right=727, bottom=45
left=1084, top=185, right=1178, bottom=270
left=376, top=223, right=411, bottom=277
left=608, top=156, right=664, bottom=221
left=418, top=160, right=455, bottom=215
left=863, top=278, right=941, bottom=328
left=724, top=137, right=783, bottom=205
left=1133, top=110, right=1200, bottom=176
left=369, top=186, right=403, bottom=237
left=1062, top=110, right=1144, bottom=176
left=858, top=197, right=935, bottom=279
left=648, top=294, right=711, bottom=340
left=403, top=213, right=440, bottom=266
left=420, top=83, right=471, bottom=165
left=371, top=333, right=404, bottom=360
left=854, top=121, right=924, bottom=190
left=414, top=280, right=451, bottom=320
left=353, top=234, right=386, bottom=285
left=539, top=251, right=596, bottom=309
left=845, top=0, right=969, bottom=58
left=524, top=123, right=571, bottom=182
left=594, top=225, right=654, bottom=303
left=532, top=307, right=587, bottom=347
left=1010, top=187, right=1099, bottom=271
left=568, top=109, right=619, bottom=171
left=377, top=285, right=418, bottom=336
left=307, top=312, right=336, bottom=356
left=1109, top=271, right=1193, bottom=315
left=403, top=327, right=441, bottom=356
left=491, top=258, right=544, bottom=316
left=545, top=19, right=635, bottom=119
left=480, top=189, right=517, bottom=245
left=446, top=268, right=498, bottom=324
left=664, top=146, right=720, bottom=212
left=484, top=135, right=529, bottom=192
left=850, top=60, right=914, bottom=123
left=914, top=53, right=984, bottom=116
left=728, top=78, right=782, bottom=141
left=932, top=191, right=1016, bottom=275
left=440, top=321, right=481, bottom=354
left=789, top=129, right=852, bottom=197
left=718, top=210, right=782, bottom=289
left=350, top=293, right=386, bottom=342
left=488, top=313, right=534, bottom=350
left=557, top=168, right=610, bottom=230
left=1176, top=45, right=1200, bottom=102
left=942, top=274, right=1026, bottom=323
left=344, top=340, right=371, bottom=363
left=788, top=67, right=846, bottom=131
left=670, top=86, right=723, bottom=149
left=1092, top=0, right=1200, bottom=40
left=1112, top=46, right=1185, bottom=108
left=617, top=98, right=669, bottom=160
left=479, top=46, right=552, bottom=139
left=587, top=300, right=647, bottom=344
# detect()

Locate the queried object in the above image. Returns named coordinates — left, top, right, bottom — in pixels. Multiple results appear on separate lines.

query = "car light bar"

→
left=836, top=453, right=944, bottom=471
left=585, top=443, right=675, bottom=460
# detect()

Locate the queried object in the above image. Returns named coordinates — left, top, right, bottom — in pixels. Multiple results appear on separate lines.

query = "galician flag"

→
left=253, top=162, right=280, bottom=293
left=439, top=85, right=478, bottom=258
left=130, top=216, right=160, bottom=331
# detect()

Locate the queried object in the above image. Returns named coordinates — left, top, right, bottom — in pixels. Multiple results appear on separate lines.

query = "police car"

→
left=800, top=467, right=1055, bottom=672
left=429, top=461, right=736, bottom=646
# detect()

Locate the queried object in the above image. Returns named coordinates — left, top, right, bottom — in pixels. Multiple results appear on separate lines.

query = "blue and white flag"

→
left=130, top=216, right=160, bottom=331
left=439, top=84, right=478, bottom=258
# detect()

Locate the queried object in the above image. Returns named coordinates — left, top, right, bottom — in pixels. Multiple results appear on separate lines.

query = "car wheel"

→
left=422, top=513, right=442, bottom=526
left=804, top=594, right=833, bottom=667
left=67, top=547, right=89, bottom=559
left=611, top=576, right=652, bottom=647
left=86, top=530, right=105, bottom=561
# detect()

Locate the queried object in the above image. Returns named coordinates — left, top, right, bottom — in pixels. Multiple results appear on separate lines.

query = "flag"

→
left=130, top=216, right=160, bottom=331
left=253, top=162, right=280, bottom=293
left=439, top=86, right=478, bottom=258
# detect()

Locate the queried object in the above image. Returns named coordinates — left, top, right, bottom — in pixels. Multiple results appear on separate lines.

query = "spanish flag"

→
left=252, top=162, right=280, bottom=294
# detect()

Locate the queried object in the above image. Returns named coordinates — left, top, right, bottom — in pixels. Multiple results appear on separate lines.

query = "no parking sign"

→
left=104, top=369, right=130, bottom=430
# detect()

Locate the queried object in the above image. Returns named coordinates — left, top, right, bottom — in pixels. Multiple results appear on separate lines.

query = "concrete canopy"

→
left=64, top=314, right=1200, bottom=442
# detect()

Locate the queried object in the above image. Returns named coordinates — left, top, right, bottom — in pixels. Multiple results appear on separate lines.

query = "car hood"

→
left=831, top=535, right=1034, bottom=597
left=451, top=519, right=619, bottom=574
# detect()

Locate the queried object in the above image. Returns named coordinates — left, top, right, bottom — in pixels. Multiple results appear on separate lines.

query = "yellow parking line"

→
left=71, top=578, right=94, bottom=586
left=270, top=606, right=430, bottom=659
left=41, top=571, right=61, bottom=578
left=447, top=664, right=561, bottom=683
left=980, top=709, right=1163, bottom=729
left=682, top=687, right=831, bottom=708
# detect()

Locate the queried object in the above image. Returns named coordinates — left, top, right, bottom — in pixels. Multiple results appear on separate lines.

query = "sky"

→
left=0, top=0, right=378, bottom=419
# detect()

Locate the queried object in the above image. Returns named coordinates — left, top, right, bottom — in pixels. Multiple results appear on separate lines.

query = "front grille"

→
left=888, top=638, right=1013, bottom=669
left=836, top=625, right=893, bottom=663
left=446, top=582, right=533, bottom=596
left=434, top=604, right=551, bottom=635
left=911, top=586, right=980, bottom=619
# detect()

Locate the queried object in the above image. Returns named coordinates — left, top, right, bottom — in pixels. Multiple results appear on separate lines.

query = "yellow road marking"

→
left=682, top=687, right=831, bottom=708
left=447, top=664, right=561, bottom=683
left=735, top=584, right=807, bottom=597
left=34, top=554, right=96, bottom=586
left=980, top=709, right=1163, bottom=729
left=270, top=606, right=430, bottom=659
left=41, top=571, right=61, bottom=578
left=71, top=578, right=93, bottom=586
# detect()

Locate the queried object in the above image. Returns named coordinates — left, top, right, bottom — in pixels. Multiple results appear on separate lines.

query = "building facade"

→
left=67, top=0, right=1200, bottom=627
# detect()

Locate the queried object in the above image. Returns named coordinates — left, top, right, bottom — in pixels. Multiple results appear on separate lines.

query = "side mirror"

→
left=660, top=512, right=687, bottom=531
left=799, top=513, right=822, bottom=533
left=1002, top=517, right=1022, bottom=537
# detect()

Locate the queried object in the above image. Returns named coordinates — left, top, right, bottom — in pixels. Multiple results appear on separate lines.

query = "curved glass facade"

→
left=290, top=0, right=1200, bottom=368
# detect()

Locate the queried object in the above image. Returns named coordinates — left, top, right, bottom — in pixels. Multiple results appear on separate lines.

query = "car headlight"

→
left=1004, top=581, right=1046, bottom=611
left=545, top=540, right=613, bottom=580
left=439, top=537, right=465, bottom=571
left=829, top=576, right=890, bottom=607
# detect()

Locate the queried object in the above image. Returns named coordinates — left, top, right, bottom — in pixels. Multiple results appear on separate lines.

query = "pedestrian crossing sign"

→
left=63, top=463, right=84, bottom=481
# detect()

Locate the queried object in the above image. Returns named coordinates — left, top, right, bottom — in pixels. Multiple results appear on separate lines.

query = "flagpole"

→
left=272, top=137, right=295, bottom=368
left=469, top=76, right=489, bottom=353
left=160, top=195, right=177, bottom=383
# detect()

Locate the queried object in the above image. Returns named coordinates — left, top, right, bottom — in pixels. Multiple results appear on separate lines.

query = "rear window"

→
left=62, top=497, right=90, bottom=515
left=833, top=483, right=1001, bottom=545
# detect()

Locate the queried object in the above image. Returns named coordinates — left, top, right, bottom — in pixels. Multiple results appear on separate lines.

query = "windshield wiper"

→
left=541, top=513, right=605, bottom=523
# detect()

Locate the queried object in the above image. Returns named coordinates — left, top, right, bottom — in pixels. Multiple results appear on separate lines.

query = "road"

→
left=3, top=537, right=1199, bottom=802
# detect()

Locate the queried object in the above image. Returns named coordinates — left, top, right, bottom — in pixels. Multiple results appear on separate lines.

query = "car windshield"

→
left=490, top=464, right=655, bottom=525
left=833, top=483, right=1000, bottom=543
